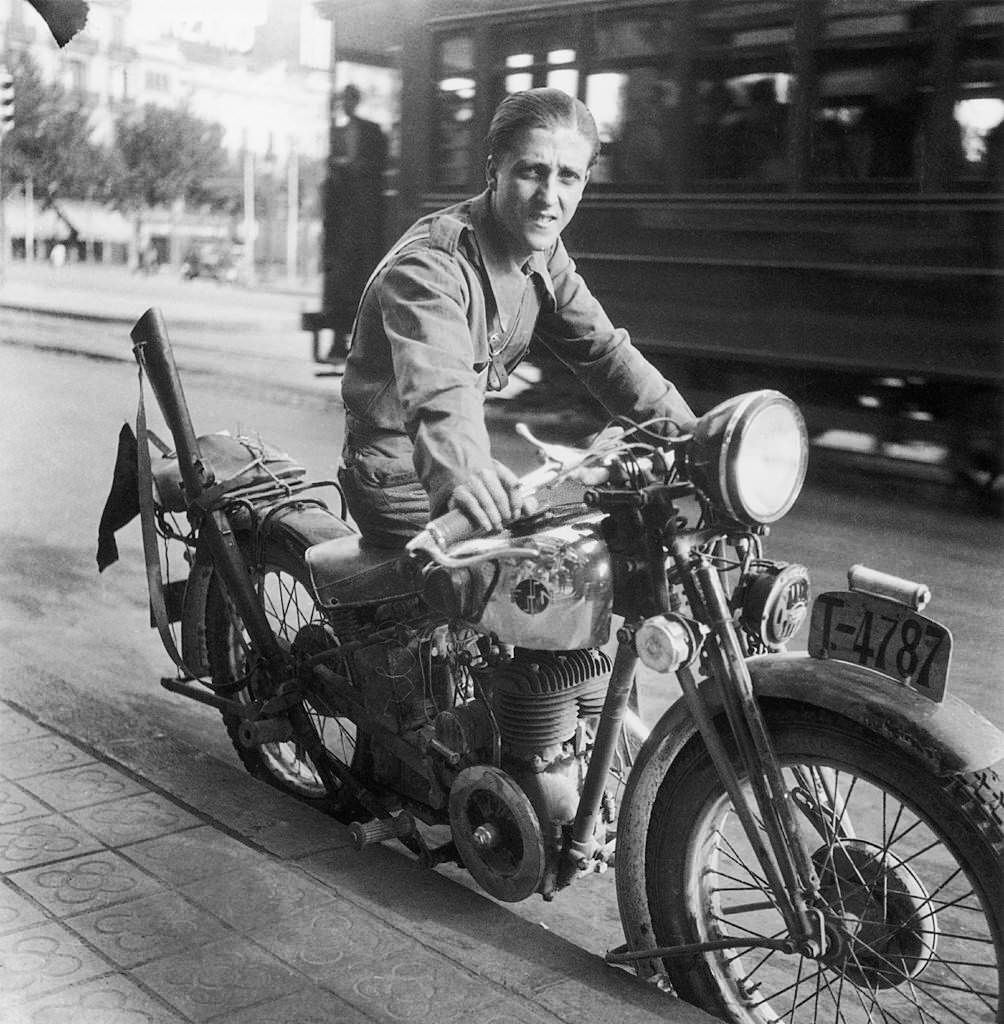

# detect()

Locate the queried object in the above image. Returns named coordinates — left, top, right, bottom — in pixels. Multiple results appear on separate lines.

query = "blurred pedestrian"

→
left=321, top=84, right=389, bottom=361
left=49, top=242, right=66, bottom=269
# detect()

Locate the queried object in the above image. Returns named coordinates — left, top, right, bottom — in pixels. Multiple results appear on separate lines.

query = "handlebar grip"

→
left=425, top=507, right=482, bottom=548
left=848, top=564, right=931, bottom=611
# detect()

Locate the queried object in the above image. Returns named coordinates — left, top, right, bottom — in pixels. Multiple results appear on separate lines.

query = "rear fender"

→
left=615, top=651, right=1004, bottom=977
left=178, top=502, right=355, bottom=677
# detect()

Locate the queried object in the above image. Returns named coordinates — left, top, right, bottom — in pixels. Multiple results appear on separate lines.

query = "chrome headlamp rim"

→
left=691, top=390, right=809, bottom=526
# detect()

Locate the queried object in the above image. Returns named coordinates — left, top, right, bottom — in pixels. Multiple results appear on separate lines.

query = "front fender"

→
left=614, top=651, right=1004, bottom=977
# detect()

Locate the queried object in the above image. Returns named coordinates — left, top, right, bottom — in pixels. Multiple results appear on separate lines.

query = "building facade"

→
left=0, top=0, right=358, bottom=271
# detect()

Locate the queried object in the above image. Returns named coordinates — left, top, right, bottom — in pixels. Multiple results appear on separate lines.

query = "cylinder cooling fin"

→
left=491, top=649, right=612, bottom=755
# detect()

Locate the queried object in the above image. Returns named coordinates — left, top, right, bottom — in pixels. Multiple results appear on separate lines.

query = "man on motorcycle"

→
left=338, top=87, right=695, bottom=548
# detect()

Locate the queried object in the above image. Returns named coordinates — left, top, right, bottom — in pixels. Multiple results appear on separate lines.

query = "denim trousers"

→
left=337, top=453, right=429, bottom=550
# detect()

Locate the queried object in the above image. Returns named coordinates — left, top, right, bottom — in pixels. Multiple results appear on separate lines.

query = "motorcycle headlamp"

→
left=689, top=391, right=808, bottom=525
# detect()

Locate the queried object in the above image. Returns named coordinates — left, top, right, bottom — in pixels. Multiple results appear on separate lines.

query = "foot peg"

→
left=349, top=811, right=416, bottom=850
left=237, top=717, right=295, bottom=748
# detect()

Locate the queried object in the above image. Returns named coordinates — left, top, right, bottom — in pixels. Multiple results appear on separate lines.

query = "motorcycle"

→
left=99, top=307, right=1004, bottom=1024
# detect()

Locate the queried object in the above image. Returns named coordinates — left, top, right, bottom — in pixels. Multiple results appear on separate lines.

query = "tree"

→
left=108, top=104, right=230, bottom=213
left=0, top=50, right=110, bottom=243
left=107, top=103, right=232, bottom=266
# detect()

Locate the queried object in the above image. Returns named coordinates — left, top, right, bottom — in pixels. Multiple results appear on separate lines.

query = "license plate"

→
left=808, top=591, right=952, bottom=701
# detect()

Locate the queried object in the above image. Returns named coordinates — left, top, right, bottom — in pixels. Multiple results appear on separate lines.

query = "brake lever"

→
left=515, top=422, right=591, bottom=476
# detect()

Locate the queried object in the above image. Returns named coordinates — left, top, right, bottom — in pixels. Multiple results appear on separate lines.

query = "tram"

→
left=310, top=0, right=1003, bottom=496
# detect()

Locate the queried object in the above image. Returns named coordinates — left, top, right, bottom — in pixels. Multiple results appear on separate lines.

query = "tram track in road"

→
left=2, top=305, right=992, bottom=514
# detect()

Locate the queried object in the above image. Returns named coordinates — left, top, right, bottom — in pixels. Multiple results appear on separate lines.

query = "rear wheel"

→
left=645, top=703, right=1003, bottom=1024
left=204, top=538, right=364, bottom=818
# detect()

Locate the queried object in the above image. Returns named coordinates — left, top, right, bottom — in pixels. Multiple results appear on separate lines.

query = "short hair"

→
left=341, top=84, right=361, bottom=104
left=486, top=88, right=601, bottom=169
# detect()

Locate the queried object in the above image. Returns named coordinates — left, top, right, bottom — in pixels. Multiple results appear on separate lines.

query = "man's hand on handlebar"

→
left=448, top=463, right=539, bottom=534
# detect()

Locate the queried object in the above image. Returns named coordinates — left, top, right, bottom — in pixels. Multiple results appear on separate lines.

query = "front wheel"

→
left=644, top=703, right=1003, bottom=1024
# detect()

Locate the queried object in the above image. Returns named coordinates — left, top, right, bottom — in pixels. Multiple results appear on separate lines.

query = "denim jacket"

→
left=341, top=190, right=693, bottom=516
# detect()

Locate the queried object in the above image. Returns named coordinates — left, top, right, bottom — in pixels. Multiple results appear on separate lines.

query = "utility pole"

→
left=286, top=144, right=299, bottom=284
left=25, top=177, right=34, bottom=263
left=0, top=65, right=14, bottom=285
left=242, top=142, right=255, bottom=284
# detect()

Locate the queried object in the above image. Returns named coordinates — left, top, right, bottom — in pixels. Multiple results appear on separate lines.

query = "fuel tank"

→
left=422, top=506, right=613, bottom=650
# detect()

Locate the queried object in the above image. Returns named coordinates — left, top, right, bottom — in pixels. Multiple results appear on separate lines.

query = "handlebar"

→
left=406, top=442, right=662, bottom=558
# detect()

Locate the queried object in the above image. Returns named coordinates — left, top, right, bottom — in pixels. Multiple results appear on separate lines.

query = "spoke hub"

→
left=812, top=840, right=938, bottom=988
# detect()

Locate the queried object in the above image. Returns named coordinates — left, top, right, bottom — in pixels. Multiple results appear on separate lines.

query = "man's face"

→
left=487, top=125, right=592, bottom=262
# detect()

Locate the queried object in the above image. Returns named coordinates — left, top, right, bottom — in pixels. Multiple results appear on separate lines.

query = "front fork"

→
left=563, top=550, right=824, bottom=956
left=685, top=559, right=824, bottom=954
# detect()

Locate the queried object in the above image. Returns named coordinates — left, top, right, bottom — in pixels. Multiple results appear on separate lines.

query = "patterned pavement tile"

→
left=180, top=861, right=339, bottom=932
left=0, top=735, right=96, bottom=782
left=0, top=815, right=104, bottom=872
left=331, top=943, right=556, bottom=1024
left=8, top=850, right=163, bottom=918
left=0, top=780, right=52, bottom=826
left=249, top=897, right=412, bottom=980
left=67, top=793, right=201, bottom=847
left=210, top=986, right=375, bottom=1024
left=65, top=889, right=231, bottom=968
left=0, top=880, right=47, bottom=935
left=0, top=920, right=112, bottom=1005
left=7, top=972, right=187, bottom=1024
left=17, top=762, right=148, bottom=813
left=131, top=935, right=302, bottom=1022
left=121, top=825, right=262, bottom=887
left=0, top=708, right=51, bottom=745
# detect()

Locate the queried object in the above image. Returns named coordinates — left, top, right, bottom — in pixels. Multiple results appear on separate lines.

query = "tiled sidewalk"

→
left=0, top=704, right=357, bottom=1023
left=0, top=699, right=711, bottom=1024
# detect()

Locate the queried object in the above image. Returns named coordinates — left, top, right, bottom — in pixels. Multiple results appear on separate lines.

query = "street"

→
left=0, top=269, right=1002, bottom=1015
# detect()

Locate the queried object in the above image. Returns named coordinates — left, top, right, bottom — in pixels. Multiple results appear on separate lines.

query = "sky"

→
left=130, top=0, right=269, bottom=49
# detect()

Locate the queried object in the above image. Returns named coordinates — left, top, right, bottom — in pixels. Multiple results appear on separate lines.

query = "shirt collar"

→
left=469, top=191, right=555, bottom=331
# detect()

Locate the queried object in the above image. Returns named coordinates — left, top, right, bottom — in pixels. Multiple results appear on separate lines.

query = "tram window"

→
left=435, top=34, right=476, bottom=187
left=692, top=3, right=795, bottom=187
left=503, top=53, right=577, bottom=98
left=495, top=22, right=577, bottom=87
left=809, top=3, right=941, bottom=187
left=813, top=61, right=926, bottom=185
left=588, top=67, right=682, bottom=185
left=547, top=66, right=579, bottom=96
left=950, top=5, right=1004, bottom=185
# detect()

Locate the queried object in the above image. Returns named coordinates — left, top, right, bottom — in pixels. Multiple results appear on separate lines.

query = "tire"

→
left=645, top=702, right=1003, bottom=1024
left=204, top=537, right=364, bottom=819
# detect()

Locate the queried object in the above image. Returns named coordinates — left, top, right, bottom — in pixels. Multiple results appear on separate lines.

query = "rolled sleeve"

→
left=536, top=240, right=695, bottom=432
left=379, top=251, right=495, bottom=513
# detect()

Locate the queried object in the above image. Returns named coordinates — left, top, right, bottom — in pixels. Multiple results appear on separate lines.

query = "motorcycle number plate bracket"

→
left=807, top=590, right=952, bottom=702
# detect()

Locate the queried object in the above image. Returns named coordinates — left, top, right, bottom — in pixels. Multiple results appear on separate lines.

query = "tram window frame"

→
left=807, top=3, right=938, bottom=192
left=689, top=1, right=797, bottom=192
left=948, top=4, right=1004, bottom=189
left=433, top=31, right=478, bottom=189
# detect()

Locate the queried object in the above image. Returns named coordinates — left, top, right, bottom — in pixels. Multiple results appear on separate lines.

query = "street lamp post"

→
left=242, top=144, right=255, bottom=283
left=286, top=144, right=299, bottom=284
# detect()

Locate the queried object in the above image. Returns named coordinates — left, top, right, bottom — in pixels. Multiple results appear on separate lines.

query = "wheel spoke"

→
left=213, top=557, right=360, bottom=809
left=652, top=728, right=1000, bottom=1024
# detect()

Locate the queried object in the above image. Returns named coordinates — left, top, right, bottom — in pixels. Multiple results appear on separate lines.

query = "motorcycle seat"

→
left=305, top=534, right=417, bottom=608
